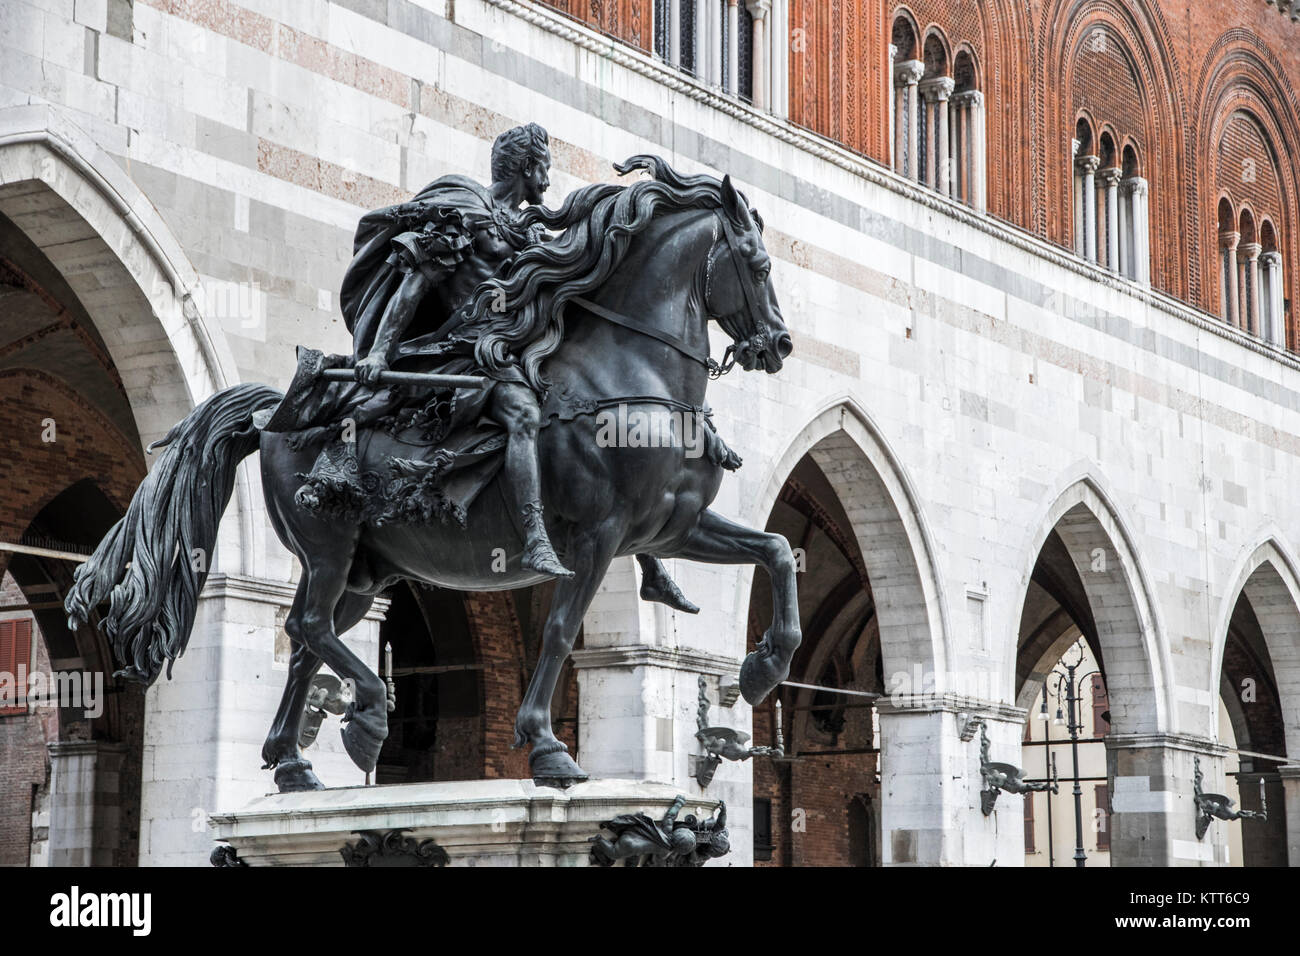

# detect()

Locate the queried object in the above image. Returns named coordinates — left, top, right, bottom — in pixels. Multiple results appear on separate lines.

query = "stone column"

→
left=894, top=61, right=924, bottom=181
left=1221, top=231, right=1241, bottom=327
left=1262, top=250, right=1285, bottom=345
left=888, top=43, right=898, bottom=171
left=877, top=697, right=1028, bottom=866
left=667, top=0, right=681, bottom=68
left=1107, top=735, right=1231, bottom=866
left=950, top=93, right=964, bottom=202
left=1280, top=764, right=1300, bottom=866
left=920, top=77, right=955, bottom=196
left=1241, top=242, right=1262, bottom=335
left=746, top=0, right=770, bottom=110
left=697, top=0, right=714, bottom=86
left=918, top=78, right=952, bottom=190
left=727, top=0, right=739, bottom=96
left=1072, top=140, right=1084, bottom=253
left=1118, top=175, right=1131, bottom=276
left=1124, top=177, right=1150, bottom=284
left=47, top=740, right=126, bottom=866
left=770, top=0, right=789, bottom=118
left=1099, top=167, right=1122, bottom=272
left=968, top=90, right=986, bottom=211
left=1076, top=155, right=1100, bottom=263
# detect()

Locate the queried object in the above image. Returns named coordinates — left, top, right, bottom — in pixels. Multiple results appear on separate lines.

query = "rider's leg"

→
left=635, top=554, right=700, bottom=614
left=490, top=382, right=573, bottom=577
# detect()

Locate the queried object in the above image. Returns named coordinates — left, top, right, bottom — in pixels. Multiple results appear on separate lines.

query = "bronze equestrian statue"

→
left=65, top=138, right=798, bottom=792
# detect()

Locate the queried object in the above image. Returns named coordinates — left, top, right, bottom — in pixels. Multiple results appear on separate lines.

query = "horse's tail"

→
left=64, top=383, right=283, bottom=686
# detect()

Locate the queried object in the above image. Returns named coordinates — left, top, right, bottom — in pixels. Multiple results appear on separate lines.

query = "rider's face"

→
left=522, top=153, right=551, bottom=205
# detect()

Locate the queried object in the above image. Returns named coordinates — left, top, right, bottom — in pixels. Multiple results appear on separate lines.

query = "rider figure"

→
left=346, top=124, right=571, bottom=578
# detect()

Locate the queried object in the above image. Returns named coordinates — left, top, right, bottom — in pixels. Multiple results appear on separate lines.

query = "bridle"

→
left=569, top=207, right=769, bottom=379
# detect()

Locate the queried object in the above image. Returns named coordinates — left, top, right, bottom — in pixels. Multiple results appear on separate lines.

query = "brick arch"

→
left=890, top=6, right=921, bottom=60
left=1008, top=475, right=1172, bottom=736
left=1194, top=35, right=1300, bottom=341
left=748, top=397, right=949, bottom=681
left=1036, top=0, right=1187, bottom=297
left=1210, top=538, right=1300, bottom=761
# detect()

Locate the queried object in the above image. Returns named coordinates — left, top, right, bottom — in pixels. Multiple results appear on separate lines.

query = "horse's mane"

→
left=465, top=156, right=726, bottom=391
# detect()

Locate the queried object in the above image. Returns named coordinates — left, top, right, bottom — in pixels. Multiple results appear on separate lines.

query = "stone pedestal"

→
left=209, top=779, right=724, bottom=867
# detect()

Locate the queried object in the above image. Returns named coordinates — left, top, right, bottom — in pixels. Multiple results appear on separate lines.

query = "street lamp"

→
left=1049, top=642, right=1102, bottom=868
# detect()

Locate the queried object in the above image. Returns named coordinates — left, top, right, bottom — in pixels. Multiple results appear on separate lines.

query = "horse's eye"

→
left=754, top=265, right=770, bottom=283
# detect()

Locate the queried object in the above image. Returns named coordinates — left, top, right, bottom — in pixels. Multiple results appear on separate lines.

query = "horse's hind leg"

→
left=668, top=508, right=801, bottom=705
left=516, top=526, right=619, bottom=785
left=263, top=589, right=374, bottom=792
left=284, top=549, right=389, bottom=775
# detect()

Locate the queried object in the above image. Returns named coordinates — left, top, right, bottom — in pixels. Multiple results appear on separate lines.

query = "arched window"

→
left=1073, top=118, right=1099, bottom=262
left=890, top=18, right=985, bottom=209
left=1120, top=145, right=1151, bottom=283
left=890, top=15, right=923, bottom=180
left=917, top=32, right=951, bottom=192
left=1260, top=220, right=1286, bottom=347
left=951, top=49, right=987, bottom=211
left=1071, top=122, right=1150, bottom=284
left=1218, top=197, right=1242, bottom=327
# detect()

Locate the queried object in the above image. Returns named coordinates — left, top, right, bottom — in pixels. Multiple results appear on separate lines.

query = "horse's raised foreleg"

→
left=263, top=589, right=374, bottom=792
left=516, top=527, right=618, bottom=786
left=670, top=508, right=801, bottom=705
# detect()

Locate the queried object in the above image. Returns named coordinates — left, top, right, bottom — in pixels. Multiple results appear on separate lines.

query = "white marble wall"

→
left=4, top=0, right=1300, bottom=865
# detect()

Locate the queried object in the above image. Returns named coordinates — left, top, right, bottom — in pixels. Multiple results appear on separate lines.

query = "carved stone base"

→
left=209, top=779, right=722, bottom=866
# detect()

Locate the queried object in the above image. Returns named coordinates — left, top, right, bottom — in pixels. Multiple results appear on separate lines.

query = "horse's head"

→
left=705, top=176, right=793, bottom=374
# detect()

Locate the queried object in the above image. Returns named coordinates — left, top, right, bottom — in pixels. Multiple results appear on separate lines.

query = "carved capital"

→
left=920, top=76, right=956, bottom=102
left=1075, top=154, right=1101, bottom=175
left=1220, top=230, right=1241, bottom=251
left=953, top=89, right=984, bottom=109
left=1261, top=250, right=1284, bottom=268
left=1240, top=242, right=1263, bottom=261
left=1098, top=166, right=1124, bottom=187
left=893, top=59, right=925, bottom=87
left=744, top=0, right=771, bottom=20
left=1122, top=175, right=1149, bottom=197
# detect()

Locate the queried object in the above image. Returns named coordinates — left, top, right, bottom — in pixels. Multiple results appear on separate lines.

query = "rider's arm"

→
left=356, top=270, right=432, bottom=382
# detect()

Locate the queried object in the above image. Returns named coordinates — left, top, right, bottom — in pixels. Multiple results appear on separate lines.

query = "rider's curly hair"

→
left=490, top=123, right=550, bottom=184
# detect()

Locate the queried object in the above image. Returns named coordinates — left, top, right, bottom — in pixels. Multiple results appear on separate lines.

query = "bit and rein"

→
left=568, top=208, right=767, bottom=395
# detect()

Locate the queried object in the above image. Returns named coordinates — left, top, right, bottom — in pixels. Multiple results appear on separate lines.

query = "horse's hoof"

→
left=274, top=758, right=325, bottom=793
left=740, top=646, right=790, bottom=705
left=530, top=744, right=588, bottom=789
left=340, top=714, right=386, bottom=773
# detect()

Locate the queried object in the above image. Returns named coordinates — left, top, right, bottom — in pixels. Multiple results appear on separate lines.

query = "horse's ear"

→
left=720, top=175, right=750, bottom=228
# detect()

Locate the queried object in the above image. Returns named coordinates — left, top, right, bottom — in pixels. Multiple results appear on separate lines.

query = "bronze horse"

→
left=65, top=157, right=799, bottom=790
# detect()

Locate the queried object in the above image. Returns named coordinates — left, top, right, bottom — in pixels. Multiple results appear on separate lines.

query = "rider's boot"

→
left=496, top=383, right=574, bottom=578
left=636, top=554, right=700, bottom=613
left=521, top=500, right=573, bottom=578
